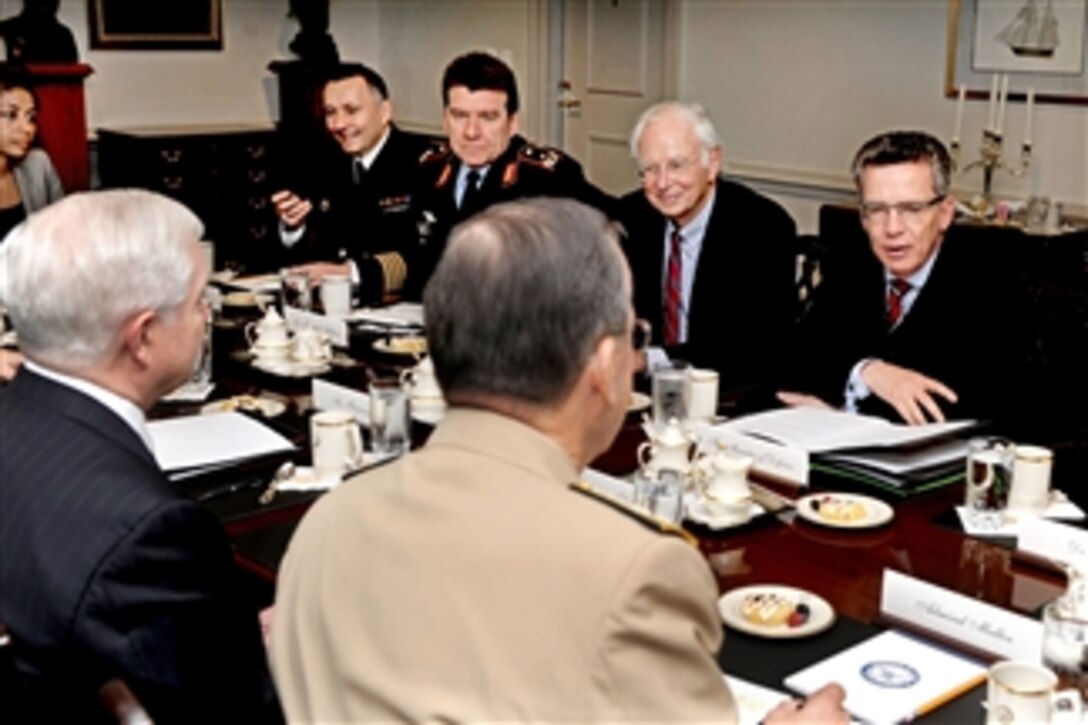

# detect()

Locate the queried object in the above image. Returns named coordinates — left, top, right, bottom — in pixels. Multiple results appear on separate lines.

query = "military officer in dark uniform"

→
left=406, top=51, right=615, bottom=298
left=272, top=63, right=430, bottom=303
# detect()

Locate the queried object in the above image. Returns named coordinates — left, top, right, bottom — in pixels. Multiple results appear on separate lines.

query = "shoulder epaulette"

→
left=517, top=143, right=563, bottom=171
left=419, top=140, right=451, bottom=165
left=569, top=481, right=698, bottom=547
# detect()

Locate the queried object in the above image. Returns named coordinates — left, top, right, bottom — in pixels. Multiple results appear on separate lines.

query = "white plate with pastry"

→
left=200, top=395, right=286, bottom=418
left=794, top=493, right=894, bottom=530
left=718, top=585, right=835, bottom=639
left=372, top=336, right=427, bottom=357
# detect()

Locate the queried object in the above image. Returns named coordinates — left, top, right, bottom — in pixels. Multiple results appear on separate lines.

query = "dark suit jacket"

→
left=620, top=179, right=798, bottom=402
left=281, top=125, right=431, bottom=303
left=0, top=370, right=281, bottom=723
left=406, top=134, right=617, bottom=299
left=793, top=229, right=1033, bottom=427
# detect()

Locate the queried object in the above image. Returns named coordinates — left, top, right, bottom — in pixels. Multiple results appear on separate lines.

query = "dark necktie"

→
left=352, top=157, right=367, bottom=185
left=460, top=169, right=482, bottom=212
left=663, top=227, right=683, bottom=346
left=885, top=278, right=912, bottom=326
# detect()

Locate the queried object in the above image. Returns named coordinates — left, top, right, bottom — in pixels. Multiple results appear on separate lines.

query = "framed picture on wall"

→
left=89, top=0, right=223, bottom=50
left=945, top=0, right=1088, bottom=105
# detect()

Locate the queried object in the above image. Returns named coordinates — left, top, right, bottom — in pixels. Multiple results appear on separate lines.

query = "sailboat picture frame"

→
left=946, top=0, right=1088, bottom=105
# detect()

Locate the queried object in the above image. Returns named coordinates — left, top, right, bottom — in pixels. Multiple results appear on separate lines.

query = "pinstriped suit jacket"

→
left=0, top=369, right=281, bottom=723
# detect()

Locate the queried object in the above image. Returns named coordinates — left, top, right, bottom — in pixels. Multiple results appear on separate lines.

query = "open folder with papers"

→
left=713, top=408, right=975, bottom=493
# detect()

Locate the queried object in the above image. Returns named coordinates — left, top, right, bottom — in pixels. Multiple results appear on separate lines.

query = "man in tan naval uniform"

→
left=271, top=198, right=846, bottom=723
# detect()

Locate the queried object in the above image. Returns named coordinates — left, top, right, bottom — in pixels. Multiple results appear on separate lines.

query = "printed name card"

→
left=312, top=379, right=369, bottom=424
left=710, top=427, right=809, bottom=486
left=284, top=307, right=349, bottom=347
left=1019, top=518, right=1088, bottom=569
left=881, top=569, right=1043, bottom=662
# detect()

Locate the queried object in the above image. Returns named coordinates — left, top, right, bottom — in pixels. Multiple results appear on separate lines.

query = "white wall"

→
left=677, top=0, right=1087, bottom=230
left=28, top=0, right=381, bottom=131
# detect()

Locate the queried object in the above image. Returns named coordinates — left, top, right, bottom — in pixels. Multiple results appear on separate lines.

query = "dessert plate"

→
left=372, top=336, right=427, bottom=357
left=628, top=391, right=651, bottom=413
left=718, top=585, right=835, bottom=639
left=795, top=493, right=894, bottom=530
left=201, top=395, right=286, bottom=418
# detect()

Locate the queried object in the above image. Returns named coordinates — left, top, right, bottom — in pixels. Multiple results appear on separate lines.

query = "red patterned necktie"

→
left=885, top=278, right=912, bottom=326
left=663, top=227, right=683, bottom=346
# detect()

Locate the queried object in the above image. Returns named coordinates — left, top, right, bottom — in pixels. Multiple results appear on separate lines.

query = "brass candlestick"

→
left=951, top=130, right=1032, bottom=218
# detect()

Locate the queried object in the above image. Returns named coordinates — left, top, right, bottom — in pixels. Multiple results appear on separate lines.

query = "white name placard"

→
left=312, top=379, right=369, bottom=424
left=284, top=307, right=349, bottom=347
left=709, top=427, right=809, bottom=486
left=1019, top=518, right=1088, bottom=569
left=881, top=569, right=1043, bottom=662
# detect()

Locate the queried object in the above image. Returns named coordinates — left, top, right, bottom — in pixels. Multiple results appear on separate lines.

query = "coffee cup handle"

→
left=400, top=369, right=414, bottom=386
left=1052, top=689, right=1082, bottom=721
left=345, top=424, right=365, bottom=470
left=244, top=321, right=258, bottom=348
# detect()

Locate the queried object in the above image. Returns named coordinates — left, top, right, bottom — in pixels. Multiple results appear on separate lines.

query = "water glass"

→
left=369, top=379, right=411, bottom=456
left=1043, top=602, right=1088, bottom=708
left=652, top=362, right=691, bottom=430
left=963, top=436, right=1013, bottom=530
left=635, top=470, right=685, bottom=524
left=280, top=267, right=312, bottom=311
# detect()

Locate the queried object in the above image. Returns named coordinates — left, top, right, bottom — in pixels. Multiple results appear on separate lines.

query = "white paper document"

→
left=784, top=630, right=986, bottom=725
left=956, top=501, right=1086, bottom=537
left=149, top=412, right=294, bottom=473
left=723, top=674, right=790, bottom=725
left=720, top=408, right=974, bottom=453
left=348, top=302, right=424, bottom=328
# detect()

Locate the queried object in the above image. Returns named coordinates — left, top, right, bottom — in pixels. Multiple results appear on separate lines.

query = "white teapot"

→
left=698, top=441, right=753, bottom=503
left=245, top=308, right=290, bottom=359
left=637, top=417, right=696, bottom=479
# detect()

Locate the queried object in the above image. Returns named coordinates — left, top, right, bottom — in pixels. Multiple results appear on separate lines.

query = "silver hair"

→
left=0, top=189, right=203, bottom=369
left=629, top=100, right=722, bottom=166
left=423, top=198, right=629, bottom=406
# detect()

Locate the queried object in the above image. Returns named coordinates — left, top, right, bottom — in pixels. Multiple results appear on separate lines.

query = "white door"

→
left=558, top=0, right=675, bottom=196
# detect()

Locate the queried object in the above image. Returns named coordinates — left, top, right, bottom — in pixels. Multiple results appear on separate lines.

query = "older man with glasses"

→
left=270, top=197, right=846, bottom=723
left=619, top=101, right=798, bottom=410
left=780, top=130, right=1032, bottom=426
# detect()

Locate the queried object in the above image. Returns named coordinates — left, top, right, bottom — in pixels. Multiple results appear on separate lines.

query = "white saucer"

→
left=685, top=496, right=763, bottom=530
left=223, top=291, right=274, bottom=308
left=718, top=585, right=835, bottom=639
left=628, top=392, right=651, bottom=413
left=252, top=357, right=331, bottom=377
left=795, top=493, right=894, bottom=530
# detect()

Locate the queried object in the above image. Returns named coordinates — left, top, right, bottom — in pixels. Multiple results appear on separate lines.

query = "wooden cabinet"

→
left=96, top=125, right=281, bottom=271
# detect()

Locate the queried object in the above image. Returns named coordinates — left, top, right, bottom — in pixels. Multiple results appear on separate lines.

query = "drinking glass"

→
left=369, top=379, right=411, bottom=456
left=634, top=470, right=685, bottom=524
left=651, top=361, right=691, bottom=430
left=963, top=436, right=1013, bottom=530
left=280, top=267, right=312, bottom=311
left=1043, top=602, right=1088, bottom=708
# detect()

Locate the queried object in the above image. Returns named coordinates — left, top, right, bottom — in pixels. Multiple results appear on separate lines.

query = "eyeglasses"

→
left=631, top=318, right=652, bottom=352
left=637, top=157, right=695, bottom=181
left=859, top=195, right=946, bottom=224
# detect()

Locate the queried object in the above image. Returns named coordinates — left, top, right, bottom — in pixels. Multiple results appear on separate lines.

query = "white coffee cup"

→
left=320, top=274, right=353, bottom=317
left=1008, top=444, right=1054, bottom=515
left=310, top=410, right=364, bottom=479
left=986, top=660, right=1080, bottom=723
left=689, top=368, right=719, bottom=423
left=291, top=328, right=331, bottom=363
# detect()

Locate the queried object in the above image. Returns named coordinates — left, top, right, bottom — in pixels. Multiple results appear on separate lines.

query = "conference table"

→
left=170, top=296, right=1073, bottom=723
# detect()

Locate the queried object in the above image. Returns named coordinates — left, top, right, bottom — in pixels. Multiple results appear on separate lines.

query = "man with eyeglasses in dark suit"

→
left=780, top=130, right=1032, bottom=426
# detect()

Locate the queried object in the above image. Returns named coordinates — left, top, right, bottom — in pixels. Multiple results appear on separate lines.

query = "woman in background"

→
left=0, top=67, right=62, bottom=240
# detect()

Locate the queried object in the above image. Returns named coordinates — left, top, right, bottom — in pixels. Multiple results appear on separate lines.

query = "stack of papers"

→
left=149, top=411, right=295, bottom=479
left=784, top=630, right=985, bottom=724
